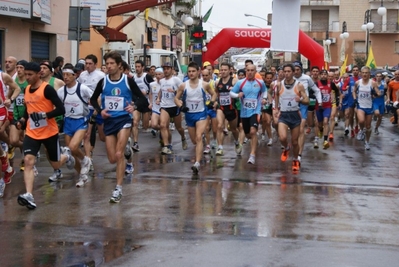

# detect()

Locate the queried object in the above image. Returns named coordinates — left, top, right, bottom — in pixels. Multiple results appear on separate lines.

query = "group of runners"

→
left=1, top=52, right=397, bottom=208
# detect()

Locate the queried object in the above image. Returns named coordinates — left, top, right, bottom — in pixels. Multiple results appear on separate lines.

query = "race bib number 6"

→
left=105, top=96, right=124, bottom=111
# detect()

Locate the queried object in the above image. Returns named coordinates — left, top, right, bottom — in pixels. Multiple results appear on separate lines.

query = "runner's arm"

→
left=309, top=78, right=322, bottom=103
left=2, top=73, right=20, bottom=102
left=43, top=85, right=65, bottom=118
left=174, top=84, right=185, bottom=108
left=90, top=78, right=104, bottom=113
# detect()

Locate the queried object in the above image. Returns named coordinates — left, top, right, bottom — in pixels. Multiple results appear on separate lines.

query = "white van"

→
left=133, top=48, right=184, bottom=80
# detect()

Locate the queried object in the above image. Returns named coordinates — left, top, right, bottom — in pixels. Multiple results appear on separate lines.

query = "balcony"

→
left=300, top=0, right=340, bottom=6
left=300, top=21, right=340, bottom=32
left=370, top=22, right=399, bottom=33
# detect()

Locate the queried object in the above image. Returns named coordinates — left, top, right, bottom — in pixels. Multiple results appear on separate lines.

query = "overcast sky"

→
left=198, top=0, right=273, bottom=33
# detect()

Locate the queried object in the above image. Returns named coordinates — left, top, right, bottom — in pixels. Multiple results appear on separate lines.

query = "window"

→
left=31, top=31, right=56, bottom=62
left=139, top=56, right=151, bottom=67
left=395, top=41, right=399, bottom=54
left=311, top=10, right=329, bottom=32
left=387, top=9, right=399, bottom=32
left=354, top=41, right=366, bottom=53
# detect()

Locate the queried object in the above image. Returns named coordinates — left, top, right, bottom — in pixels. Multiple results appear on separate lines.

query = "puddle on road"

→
left=6, top=237, right=141, bottom=267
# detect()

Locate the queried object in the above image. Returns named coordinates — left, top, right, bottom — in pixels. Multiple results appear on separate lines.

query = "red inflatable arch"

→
left=202, top=28, right=324, bottom=69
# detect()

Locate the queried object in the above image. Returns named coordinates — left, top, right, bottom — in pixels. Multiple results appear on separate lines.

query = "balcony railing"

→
left=370, top=22, right=399, bottom=33
left=300, top=0, right=340, bottom=6
left=300, top=21, right=340, bottom=32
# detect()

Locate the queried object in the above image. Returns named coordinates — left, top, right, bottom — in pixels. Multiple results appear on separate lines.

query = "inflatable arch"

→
left=202, top=28, right=324, bottom=69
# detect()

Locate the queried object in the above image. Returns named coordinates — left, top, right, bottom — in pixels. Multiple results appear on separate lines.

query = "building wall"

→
left=0, top=1, right=71, bottom=63
left=301, top=0, right=399, bottom=68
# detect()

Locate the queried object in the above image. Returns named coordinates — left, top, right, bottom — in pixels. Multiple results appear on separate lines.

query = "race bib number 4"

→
left=243, top=98, right=257, bottom=109
left=105, top=96, right=124, bottom=111
left=29, top=117, right=47, bottom=130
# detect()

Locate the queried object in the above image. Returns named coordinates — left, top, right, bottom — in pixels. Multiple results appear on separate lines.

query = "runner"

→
left=77, top=54, right=106, bottom=172
left=293, top=61, right=322, bottom=162
left=230, top=64, right=267, bottom=164
left=215, top=62, right=241, bottom=156
left=90, top=51, right=146, bottom=203
left=373, top=72, right=386, bottom=134
left=148, top=68, right=164, bottom=139
left=315, top=70, right=340, bottom=149
left=132, top=60, right=154, bottom=152
left=156, top=62, right=187, bottom=155
left=260, top=72, right=274, bottom=145
left=353, top=66, right=381, bottom=150
left=175, top=62, right=217, bottom=173
left=201, top=68, right=218, bottom=154
left=16, top=62, right=75, bottom=209
left=57, top=63, right=93, bottom=187
left=275, top=64, right=309, bottom=172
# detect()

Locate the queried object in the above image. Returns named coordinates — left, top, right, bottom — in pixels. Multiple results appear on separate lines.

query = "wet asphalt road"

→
left=1, top=118, right=399, bottom=267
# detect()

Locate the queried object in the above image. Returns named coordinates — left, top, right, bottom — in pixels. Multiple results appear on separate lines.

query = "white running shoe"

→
left=76, top=174, right=88, bottom=187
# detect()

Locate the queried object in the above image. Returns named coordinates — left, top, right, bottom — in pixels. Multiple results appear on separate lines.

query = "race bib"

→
left=29, top=117, right=47, bottom=130
left=65, top=102, right=83, bottom=116
left=243, top=98, right=257, bottom=109
left=219, top=94, right=231, bottom=106
left=162, top=91, right=174, bottom=99
left=186, top=100, right=201, bottom=112
left=359, top=92, right=370, bottom=99
left=309, top=98, right=316, bottom=106
left=16, top=94, right=25, bottom=106
left=322, top=94, right=330, bottom=103
left=105, top=96, right=124, bottom=111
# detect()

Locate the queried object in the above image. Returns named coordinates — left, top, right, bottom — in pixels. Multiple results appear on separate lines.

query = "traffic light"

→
left=190, top=26, right=207, bottom=42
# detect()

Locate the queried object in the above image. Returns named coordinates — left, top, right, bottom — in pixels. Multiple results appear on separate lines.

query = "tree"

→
left=354, top=55, right=366, bottom=68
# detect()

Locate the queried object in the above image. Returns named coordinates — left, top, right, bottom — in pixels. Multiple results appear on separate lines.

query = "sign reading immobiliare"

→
left=0, top=0, right=31, bottom=19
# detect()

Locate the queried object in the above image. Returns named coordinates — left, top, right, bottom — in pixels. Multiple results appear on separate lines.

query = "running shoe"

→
left=182, top=138, right=188, bottom=150
left=374, top=128, right=379, bottom=135
left=292, top=160, right=300, bottom=172
left=124, top=138, right=133, bottom=160
left=235, top=143, right=243, bottom=155
left=328, top=132, right=334, bottom=141
left=215, top=148, right=224, bottom=156
left=267, top=139, right=273, bottom=146
left=76, top=174, right=88, bottom=188
left=125, top=163, right=134, bottom=174
left=281, top=148, right=289, bottom=162
left=62, top=147, right=75, bottom=170
left=0, top=178, right=5, bottom=198
left=89, top=159, right=94, bottom=172
left=7, top=145, right=15, bottom=160
left=110, top=188, right=122, bottom=203
left=132, top=142, right=140, bottom=152
left=17, top=193, right=36, bottom=210
left=344, top=128, right=349, bottom=136
left=247, top=155, right=255, bottom=164
left=151, top=129, right=157, bottom=137
left=48, top=170, right=63, bottom=182
left=161, top=146, right=172, bottom=155
left=243, top=138, right=248, bottom=144
left=356, top=130, right=364, bottom=141
left=80, top=156, right=91, bottom=175
left=203, top=145, right=211, bottom=154
left=261, top=134, right=266, bottom=141
left=170, top=123, right=175, bottom=131
left=33, top=165, right=39, bottom=177
left=313, top=139, right=319, bottom=149
left=223, top=129, right=228, bottom=136
left=364, top=142, right=370, bottom=150
left=191, top=162, right=200, bottom=174
left=323, top=140, right=329, bottom=149
left=3, top=167, right=15, bottom=184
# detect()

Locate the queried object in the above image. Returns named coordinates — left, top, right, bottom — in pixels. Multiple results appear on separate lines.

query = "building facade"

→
left=0, top=0, right=72, bottom=66
left=300, top=0, right=399, bottom=68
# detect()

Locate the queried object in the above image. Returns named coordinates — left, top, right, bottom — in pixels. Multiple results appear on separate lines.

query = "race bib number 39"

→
left=243, top=98, right=257, bottom=109
left=105, top=96, right=124, bottom=111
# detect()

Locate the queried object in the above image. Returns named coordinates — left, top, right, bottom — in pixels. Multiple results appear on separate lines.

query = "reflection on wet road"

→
left=1, top=124, right=399, bottom=266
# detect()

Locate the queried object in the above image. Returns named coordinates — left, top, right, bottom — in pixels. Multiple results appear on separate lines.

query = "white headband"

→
left=62, top=69, right=75, bottom=74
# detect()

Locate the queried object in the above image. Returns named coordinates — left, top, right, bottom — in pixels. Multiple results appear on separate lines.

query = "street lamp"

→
left=247, top=23, right=263, bottom=29
left=340, top=21, right=349, bottom=40
left=244, top=13, right=270, bottom=25
left=377, top=0, right=387, bottom=16
left=362, top=10, right=374, bottom=59
left=169, top=14, right=193, bottom=51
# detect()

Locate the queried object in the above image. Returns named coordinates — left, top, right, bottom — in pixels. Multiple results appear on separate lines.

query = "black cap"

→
left=16, top=60, right=28, bottom=68
left=162, top=62, right=172, bottom=67
left=40, top=62, right=53, bottom=72
left=293, top=61, right=303, bottom=70
left=74, top=63, right=85, bottom=72
left=237, top=69, right=246, bottom=76
left=25, top=62, right=41, bottom=73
